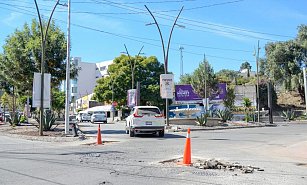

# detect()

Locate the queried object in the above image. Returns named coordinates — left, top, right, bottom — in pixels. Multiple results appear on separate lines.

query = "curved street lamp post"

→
left=34, top=0, right=60, bottom=136
left=145, top=5, right=184, bottom=126
left=122, top=44, right=144, bottom=90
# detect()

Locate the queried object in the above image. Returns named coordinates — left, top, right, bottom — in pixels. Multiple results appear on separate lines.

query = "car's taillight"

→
left=133, top=113, right=143, bottom=118
left=155, top=114, right=163, bottom=118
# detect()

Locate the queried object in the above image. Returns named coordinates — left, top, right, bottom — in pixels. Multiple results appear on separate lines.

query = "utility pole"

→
left=179, top=46, right=184, bottom=78
left=64, top=0, right=71, bottom=134
left=145, top=5, right=184, bottom=126
left=34, top=0, right=60, bottom=136
left=268, top=81, right=273, bottom=124
left=203, top=53, right=207, bottom=111
left=256, top=40, right=260, bottom=123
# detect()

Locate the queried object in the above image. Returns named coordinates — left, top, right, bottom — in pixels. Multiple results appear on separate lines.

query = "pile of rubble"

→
left=193, top=158, right=264, bottom=174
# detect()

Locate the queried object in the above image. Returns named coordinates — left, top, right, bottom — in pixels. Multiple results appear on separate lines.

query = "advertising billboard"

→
left=175, top=83, right=227, bottom=102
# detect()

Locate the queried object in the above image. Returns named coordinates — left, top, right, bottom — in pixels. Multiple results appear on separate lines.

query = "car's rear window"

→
left=137, top=108, right=160, bottom=115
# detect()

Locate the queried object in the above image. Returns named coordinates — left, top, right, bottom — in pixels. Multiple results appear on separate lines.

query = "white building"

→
left=69, top=57, right=113, bottom=100
left=63, top=57, right=113, bottom=113
left=239, top=68, right=256, bottom=78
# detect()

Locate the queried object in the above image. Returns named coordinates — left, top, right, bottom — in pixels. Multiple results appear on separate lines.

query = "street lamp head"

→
left=175, top=24, right=185, bottom=28
left=58, top=3, right=68, bottom=7
left=145, top=22, right=156, bottom=26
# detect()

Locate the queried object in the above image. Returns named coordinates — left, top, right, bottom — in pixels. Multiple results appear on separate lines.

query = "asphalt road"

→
left=0, top=122, right=306, bottom=185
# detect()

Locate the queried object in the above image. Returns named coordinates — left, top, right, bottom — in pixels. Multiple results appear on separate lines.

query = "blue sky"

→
left=1, top=0, right=307, bottom=82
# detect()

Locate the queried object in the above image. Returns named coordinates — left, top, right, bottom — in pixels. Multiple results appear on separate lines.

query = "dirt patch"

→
left=0, top=123, right=65, bottom=137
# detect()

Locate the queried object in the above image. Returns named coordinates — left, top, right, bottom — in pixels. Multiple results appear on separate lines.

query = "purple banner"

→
left=175, top=83, right=227, bottom=101
left=175, top=85, right=202, bottom=101
left=211, top=83, right=227, bottom=101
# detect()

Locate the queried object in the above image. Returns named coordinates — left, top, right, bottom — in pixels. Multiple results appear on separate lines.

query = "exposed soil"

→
left=0, top=122, right=65, bottom=137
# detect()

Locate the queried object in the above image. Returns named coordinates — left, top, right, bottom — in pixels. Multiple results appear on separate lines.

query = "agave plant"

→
left=196, top=113, right=208, bottom=126
left=7, top=112, right=21, bottom=126
left=215, top=109, right=233, bottom=122
left=282, top=109, right=296, bottom=121
left=35, top=111, right=57, bottom=131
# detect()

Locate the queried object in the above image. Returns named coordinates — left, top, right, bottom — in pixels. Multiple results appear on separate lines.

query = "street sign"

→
left=32, top=73, right=51, bottom=108
left=160, top=74, right=174, bottom=99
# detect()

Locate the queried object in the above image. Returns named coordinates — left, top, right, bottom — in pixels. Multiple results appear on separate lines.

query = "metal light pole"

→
left=179, top=46, right=184, bottom=78
left=122, top=44, right=144, bottom=89
left=145, top=5, right=184, bottom=126
left=34, top=0, right=60, bottom=136
left=64, top=0, right=71, bottom=135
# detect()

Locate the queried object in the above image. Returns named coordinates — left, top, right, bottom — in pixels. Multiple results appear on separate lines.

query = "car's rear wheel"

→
left=158, top=130, right=164, bottom=137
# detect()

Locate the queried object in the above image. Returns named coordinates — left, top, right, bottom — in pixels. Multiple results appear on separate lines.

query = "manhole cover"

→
left=192, top=171, right=218, bottom=176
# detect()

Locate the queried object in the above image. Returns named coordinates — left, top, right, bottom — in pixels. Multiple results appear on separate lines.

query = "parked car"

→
left=90, top=113, right=107, bottom=123
left=125, top=106, right=165, bottom=137
left=77, top=112, right=91, bottom=122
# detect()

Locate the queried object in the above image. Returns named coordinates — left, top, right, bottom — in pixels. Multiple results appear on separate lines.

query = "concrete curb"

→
left=166, top=125, right=266, bottom=132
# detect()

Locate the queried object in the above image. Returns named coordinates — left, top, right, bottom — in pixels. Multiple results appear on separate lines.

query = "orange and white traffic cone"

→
left=182, top=128, right=191, bottom=165
left=97, top=124, right=102, bottom=145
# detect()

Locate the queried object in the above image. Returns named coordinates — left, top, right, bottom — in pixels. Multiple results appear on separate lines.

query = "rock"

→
left=242, top=167, right=254, bottom=173
left=193, top=162, right=202, bottom=167
left=207, top=159, right=218, bottom=169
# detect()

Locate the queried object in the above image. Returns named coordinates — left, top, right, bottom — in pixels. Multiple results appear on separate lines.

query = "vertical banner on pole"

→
left=127, top=89, right=137, bottom=107
left=160, top=74, right=174, bottom=99
left=32, top=73, right=51, bottom=108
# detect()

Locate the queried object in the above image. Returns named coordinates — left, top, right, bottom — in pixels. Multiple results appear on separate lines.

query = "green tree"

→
left=178, top=74, right=193, bottom=84
left=240, top=61, right=252, bottom=77
left=0, top=19, right=77, bottom=97
left=1, top=92, right=11, bottom=111
left=52, top=89, right=65, bottom=116
left=94, top=55, right=165, bottom=108
left=263, top=25, right=307, bottom=101
left=223, top=85, right=235, bottom=110
left=191, top=61, right=219, bottom=99
left=216, top=69, right=238, bottom=84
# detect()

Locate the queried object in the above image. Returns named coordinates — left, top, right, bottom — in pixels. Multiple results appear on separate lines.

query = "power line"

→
left=4, top=0, right=294, bottom=40
left=91, top=0, right=293, bottom=39
left=0, top=5, right=261, bottom=62
left=0, top=4, right=256, bottom=54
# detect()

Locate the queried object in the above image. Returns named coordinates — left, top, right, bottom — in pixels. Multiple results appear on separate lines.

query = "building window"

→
left=71, top=79, right=78, bottom=84
left=100, top=66, right=106, bottom=71
left=72, top=87, right=77, bottom=93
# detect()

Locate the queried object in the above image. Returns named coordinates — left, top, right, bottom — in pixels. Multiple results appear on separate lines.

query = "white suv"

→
left=125, top=106, right=165, bottom=137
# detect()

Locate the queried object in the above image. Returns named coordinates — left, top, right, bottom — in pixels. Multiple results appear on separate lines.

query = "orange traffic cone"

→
left=97, top=124, right=102, bottom=145
left=182, top=128, right=191, bottom=165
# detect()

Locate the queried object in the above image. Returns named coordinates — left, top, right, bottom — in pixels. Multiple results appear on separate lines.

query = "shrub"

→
left=244, top=112, right=255, bottom=122
left=19, top=115, right=27, bottom=123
